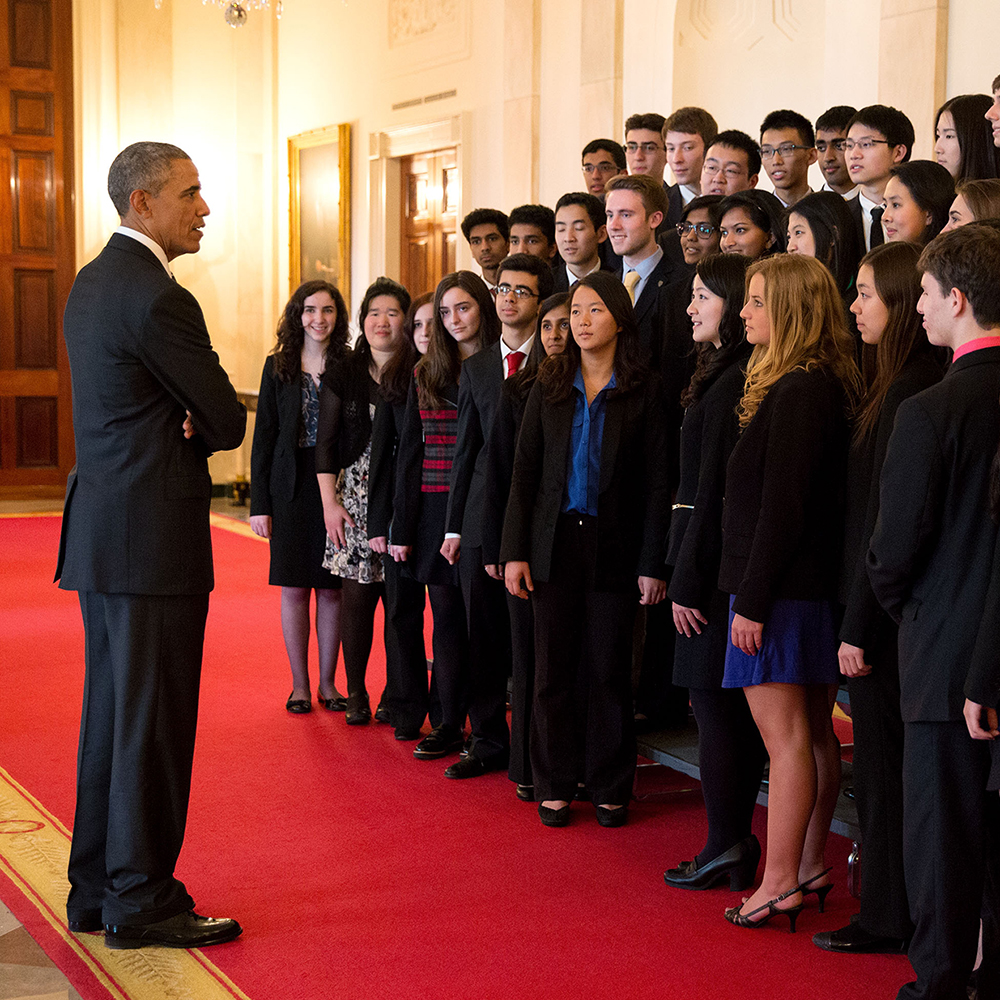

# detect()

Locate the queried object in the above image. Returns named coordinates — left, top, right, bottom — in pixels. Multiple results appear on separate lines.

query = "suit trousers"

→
left=847, top=629, right=912, bottom=939
left=507, top=591, right=534, bottom=786
left=381, top=556, right=429, bottom=731
left=67, top=590, right=208, bottom=926
left=426, top=583, right=469, bottom=731
left=460, top=545, right=511, bottom=762
left=530, top=513, right=637, bottom=805
left=898, top=720, right=996, bottom=1000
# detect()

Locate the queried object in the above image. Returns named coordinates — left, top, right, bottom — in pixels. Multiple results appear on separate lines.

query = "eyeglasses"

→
left=702, top=163, right=746, bottom=178
left=496, top=283, right=538, bottom=300
left=815, top=139, right=848, bottom=153
left=624, top=142, right=664, bottom=155
left=844, top=138, right=891, bottom=152
left=676, top=222, right=717, bottom=239
left=582, top=162, right=620, bottom=175
left=760, top=143, right=813, bottom=159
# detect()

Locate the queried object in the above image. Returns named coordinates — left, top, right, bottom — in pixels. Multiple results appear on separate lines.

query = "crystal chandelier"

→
left=153, top=0, right=284, bottom=29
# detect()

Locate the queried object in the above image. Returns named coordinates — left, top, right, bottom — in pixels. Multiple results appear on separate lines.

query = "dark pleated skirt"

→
left=403, top=491, right=460, bottom=588
left=268, top=447, right=342, bottom=590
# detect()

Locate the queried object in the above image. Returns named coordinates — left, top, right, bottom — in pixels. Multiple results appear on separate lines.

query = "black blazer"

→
left=868, top=346, right=1000, bottom=722
left=445, top=342, right=504, bottom=548
left=664, top=183, right=685, bottom=229
left=250, top=356, right=308, bottom=516
left=838, top=352, right=943, bottom=649
left=56, top=234, right=246, bottom=595
left=719, top=367, right=850, bottom=623
left=366, top=395, right=406, bottom=542
left=967, top=529, right=1000, bottom=710
left=551, top=257, right=618, bottom=294
left=667, top=360, right=745, bottom=611
left=629, top=252, right=678, bottom=365
left=500, top=373, right=671, bottom=591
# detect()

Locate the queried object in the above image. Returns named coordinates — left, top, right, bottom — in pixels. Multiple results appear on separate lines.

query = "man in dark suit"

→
left=868, top=224, right=1000, bottom=1000
left=662, top=106, right=717, bottom=228
left=552, top=192, right=610, bottom=293
left=56, top=142, right=247, bottom=950
left=440, top=254, right=554, bottom=778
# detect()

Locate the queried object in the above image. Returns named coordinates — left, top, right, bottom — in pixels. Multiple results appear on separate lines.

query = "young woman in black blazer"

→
left=481, top=293, right=569, bottom=801
left=317, top=277, right=412, bottom=725
left=719, top=254, right=861, bottom=931
left=501, top=271, right=671, bottom=828
left=250, top=280, right=350, bottom=714
left=663, top=253, right=767, bottom=891
left=815, top=241, right=945, bottom=952
left=392, top=271, right=500, bottom=760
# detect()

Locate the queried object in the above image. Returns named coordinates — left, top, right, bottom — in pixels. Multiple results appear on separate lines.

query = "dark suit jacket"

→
left=719, top=367, right=850, bottom=623
left=967, top=529, right=1000, bottom=710
left=250, top=356, right=307, bottom=516
left=500, top=373, right=671, bottom=590
left=367, top=395, right=406, bottom=541
left=664, top=183, right=685, bottom=230
left=445, top=342, right=504, bottom=548
left=56, top=233, right=246, bottom=595
left=868, top=346, right=1000, bottom=722
left=551, top=257, right=618, bottom=294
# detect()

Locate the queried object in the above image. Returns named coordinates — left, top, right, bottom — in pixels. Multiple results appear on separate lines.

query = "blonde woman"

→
left=719, top=254, right=862, bottom=931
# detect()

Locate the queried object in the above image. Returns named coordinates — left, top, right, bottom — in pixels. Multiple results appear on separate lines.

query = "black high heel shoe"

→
left=724, top=884, right=804, bottom=933
left=664, top=835, right=761, bottom=891
left=797, top=867, right=833, bottom=912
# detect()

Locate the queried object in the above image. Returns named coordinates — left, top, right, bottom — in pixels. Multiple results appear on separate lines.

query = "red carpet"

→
left=0, top=514, right=913, bottom=1000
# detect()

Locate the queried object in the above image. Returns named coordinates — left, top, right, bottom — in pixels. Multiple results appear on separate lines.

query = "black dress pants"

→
left=460, top=546, right=511, bottom=762
left=381, top=556, right=429, bottom=731
left=68, top=591, right=208, bottom=927
left=898, top=720, right=995, bottom=1000
left=530, top=514, right=637, bottom=805
left=426, top=583, right=469, bottom=730
left=507, top=591, right=535, bottom=786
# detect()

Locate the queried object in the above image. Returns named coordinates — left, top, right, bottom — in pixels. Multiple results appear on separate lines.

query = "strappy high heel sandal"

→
left=724, top=884, right=804, bottom=933
left=797, top=866, right=833, bottom=913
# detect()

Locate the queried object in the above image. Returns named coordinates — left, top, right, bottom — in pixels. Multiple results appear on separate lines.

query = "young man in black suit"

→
left=662, top=106, right=718, bottom=226
left=440, top=253, right=554, bottom=778
left=868, top=224, right=1000, bottom=1000
left=759, top=109, right=817, bottom=208
left=461, top=208, right=510, bottom=294
left=700, top=129, right=760, bottom=197
left=581, top=138, right=627, bottom=199
left=56, top=142, right=246, bottom=949
left=846, top=106, right=914, bottom=251
left=507, top=204, right=558, bottom=263
left=553, top=192, right=609, bottom=292
left=815, top=105, right=858, bottom=198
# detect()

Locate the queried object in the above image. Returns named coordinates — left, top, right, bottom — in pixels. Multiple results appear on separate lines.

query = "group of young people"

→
left=249, top=81, right=1000, bottom=1000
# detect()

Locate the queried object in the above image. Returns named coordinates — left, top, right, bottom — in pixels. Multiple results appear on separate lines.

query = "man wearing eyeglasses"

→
left=759, top=109, right=817, bottom=209
left=581, top=139, right=627, bottom=199
left=815, top=106, right=858, bottom=199
left=700, top=129, right=761, bottom=197
left=845, top=105, right=914, bottom=251
left=441, top=253, right=554, bottom=782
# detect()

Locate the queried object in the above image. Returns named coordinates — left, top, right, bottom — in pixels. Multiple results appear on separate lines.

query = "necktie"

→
left=505, top=351, right=525, bottom=378
left=623, top=269, right=641, bottom=304
left=869, top=206, right=885, bottom=249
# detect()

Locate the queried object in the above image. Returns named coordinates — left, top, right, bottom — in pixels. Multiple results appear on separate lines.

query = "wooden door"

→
left=400, top=147, right=457, bottom=298
left=0, top=0, right=75, bottom=498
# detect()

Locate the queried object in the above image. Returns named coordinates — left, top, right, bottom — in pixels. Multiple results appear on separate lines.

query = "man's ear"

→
left=129, top=187, right=151, bottom=218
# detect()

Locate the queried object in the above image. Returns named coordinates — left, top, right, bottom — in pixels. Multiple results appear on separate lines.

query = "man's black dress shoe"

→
left=812, top=918, right=909, bottom=954
left=595, top=805, right=627, bottom=828
left=444, top=754, right=507, bottom=779
left=394, top=726, right=421, bottom=741
left=104, top=911, right=242, bottom=950
left=664, top=835, right=761, bottom=891
left=68, top=913, right=103, bottom=933
left=413, top=725, right=465, bottom=759
left=516, top=783, right=535, bottom=801
left=285, top=694, right=311, bottom=714
left=374, top=702, right=391, bottom=724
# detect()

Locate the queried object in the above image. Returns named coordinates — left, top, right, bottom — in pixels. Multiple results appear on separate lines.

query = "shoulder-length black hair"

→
left=271, top=280, right=350, bottom=382
left=537, top=271, right=649, bottom=403
left=888, top=160, right=956, bottom=246
left=352, top=276, right=412, bottom=364
left=681, top=253, right=752, bottom=408
left=417, top=271, right=499, bottom=408
left=784, top=191, right=863, bottom=295
left=936, top=93, right=1000, bottom=182
left=508, top=292, right=570, bottom=400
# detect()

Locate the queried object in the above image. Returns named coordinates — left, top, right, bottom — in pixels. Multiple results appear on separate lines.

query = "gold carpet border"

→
left=0, top=767, right=253, bottom=1000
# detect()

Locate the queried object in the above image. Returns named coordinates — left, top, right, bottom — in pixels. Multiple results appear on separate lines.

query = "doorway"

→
left=399, top=147, right=458, bottom=298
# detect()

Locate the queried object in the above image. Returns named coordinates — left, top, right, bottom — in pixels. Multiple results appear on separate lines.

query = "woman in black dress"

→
left=392, top=271, right=500, bottom=760
left=317, top=277, right=412, bottom=725
left=663, top=252, right=767, bottom=891
left=250, top=280, right=350, bottom=713
left=720, top=254, right=861, bottom=931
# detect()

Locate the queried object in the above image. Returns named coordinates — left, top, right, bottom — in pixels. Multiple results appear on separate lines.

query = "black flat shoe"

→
left=374, top=702, right=391, bottom=724
left=104, top=910, right=242, bottom=950
left=394, top=726, right=422, bottom=741
left=664, top=835, right=761, bottom=891
left=595, top=805, right=627, bottom=828
left=345, top=691, right=371, bottom=725
left=516, top=784, right=535, bottom=802
left=317, top=691, right=347, bottom=711
left=538, top=802, right=570, bottom=827
left=285, top=694, right=311, bottom=714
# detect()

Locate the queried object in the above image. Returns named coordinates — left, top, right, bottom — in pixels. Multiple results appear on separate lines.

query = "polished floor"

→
left=0, top=900, right=82, bottom=1000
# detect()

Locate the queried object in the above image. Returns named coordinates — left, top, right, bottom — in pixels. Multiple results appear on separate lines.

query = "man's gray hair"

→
left=107, top=141, right=190, bottom=217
